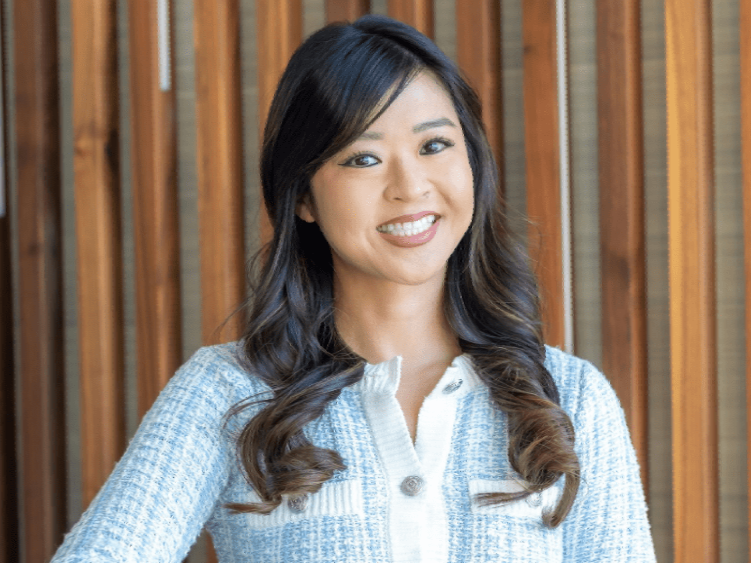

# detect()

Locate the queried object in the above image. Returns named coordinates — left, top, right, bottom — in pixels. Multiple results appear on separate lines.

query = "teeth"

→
left=377, top=215, right=437, bottom=236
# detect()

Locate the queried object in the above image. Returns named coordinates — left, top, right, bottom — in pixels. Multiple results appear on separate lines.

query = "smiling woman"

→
left=50, top=14, right=656, bottom=563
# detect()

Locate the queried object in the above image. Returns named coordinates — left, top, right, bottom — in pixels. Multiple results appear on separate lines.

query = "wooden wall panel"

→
left=256, top=0, right=302, bottom=243
left=128, top=0, right=182, bottom=418
left=14, top=0, right=67, bottom=559
left=522, top=0, right=565, bottom=348
left=742, top=0, right=751, bottom=547
left=326, top=0, right=370, bottom=22
left=596, top=0, right=648, bottom=488
left=456, top=0, right=502, bottom=180
left=665, top=0, right=718, bottom=561
left=71, top=0, right=126, bottom=508
left=388, top=0, right=434, bottom=38
left=0, top=3, right=17, bottom=557
left=195, top=0, right=247, bottom=344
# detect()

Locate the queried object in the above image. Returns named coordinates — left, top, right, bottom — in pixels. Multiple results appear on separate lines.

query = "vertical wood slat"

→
left=522, top=0, right=565, bottom=348
left=128, top=0, right=182, bottom=418
left=0, top=3, right=18, bottom=559
left=71, top=0, right=126, bottom=508
left=326, top=0, right=370, bottom=22
left=665, top=0, right=718, bottom=561
left=256, top=0, right=303, bottom=243
left=388, top=0, right=434, bottom=39
left=456, top=0, right=502, bottom=185
left=596, top=0, right=649, bottom=489
left=195, top=0, right=247, bottom=345
left=741, top=0, right=751, bottom=548
left=14, top=0, right=67, bottom=560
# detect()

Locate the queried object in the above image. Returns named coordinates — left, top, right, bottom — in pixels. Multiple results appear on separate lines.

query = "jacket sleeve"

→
left=50, top=347, right=237, bottom=563
left=560, top=361, right=657, bottom=562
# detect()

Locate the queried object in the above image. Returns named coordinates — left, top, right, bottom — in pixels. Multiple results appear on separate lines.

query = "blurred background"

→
left=0, top=0, right=746, bottom=561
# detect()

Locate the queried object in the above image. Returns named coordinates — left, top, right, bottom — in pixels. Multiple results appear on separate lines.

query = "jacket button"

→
left=442, top=379, right=463, bottom=394
left=526, top=492, right=542, bottom=507
left=400, top=475, right=424, bottom=496
left=287, top=494, right=309, bottom=512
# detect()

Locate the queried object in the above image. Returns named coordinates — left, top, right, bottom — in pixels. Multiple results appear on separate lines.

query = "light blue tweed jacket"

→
left=51, top=343, right=656, bottom=562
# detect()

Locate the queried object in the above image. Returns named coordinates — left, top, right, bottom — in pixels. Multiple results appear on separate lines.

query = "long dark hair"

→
left=227, top=14, right=580, bottom=528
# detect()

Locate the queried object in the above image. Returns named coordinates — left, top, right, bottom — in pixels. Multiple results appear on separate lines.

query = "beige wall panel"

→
left=642, top=0, right=672, bottom=560
left=501, top=0, right=526, bottom=235
left=713, top=0, right=748, bottom=560
left=569, top=0, right=601, bottom=368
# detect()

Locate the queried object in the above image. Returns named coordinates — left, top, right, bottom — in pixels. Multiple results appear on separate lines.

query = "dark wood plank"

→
left=14, top=0, right=67, bottom=559
left=71, top=0, right=126, bottom=508
left=456, top=0, right=502, bottom=184
left=387, top=0, right=434, bottom=38
left=326, top=0, right=370, bottom=22
left=596, top=0, right=648, bottom=491
left=0, top=3, right=18, bottom=556
left=522, top=0, right=565, bottom=348
left=741, top=0, right=751, bottom=549
left=128, top=0, right=182, bottom=418
left=256, top=0, right=302, bottom=243
left=665, top=0, right=718, bottom=560
left=195, top=0, right=247, bottom=344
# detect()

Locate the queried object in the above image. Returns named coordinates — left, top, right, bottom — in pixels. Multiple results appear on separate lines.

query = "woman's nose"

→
left=383, top=158, right=430, bottom=201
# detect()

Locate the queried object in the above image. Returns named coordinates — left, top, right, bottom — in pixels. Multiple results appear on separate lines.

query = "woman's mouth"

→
left=376, top=214, right=438, bottom=236
left=376, top=214, right=440, bottom=247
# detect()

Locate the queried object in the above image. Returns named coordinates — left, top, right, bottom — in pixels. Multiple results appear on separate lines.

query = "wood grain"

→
left=456, top=0, right=503, bottom=184
left=522, top=0, right=565, bottom=348
left=128, top=0, right=182, bottom=418
left=741, top=0, right=751, bottom=549
left=195, top=0, right=247, bottom=345
left=388, top=0, right=434, bottom=38
left=14, top=0, right=67, bottom=559
left=665, top=0, right=718, bottom=560
left=256, top=0, right=303, bottom=243
left=326, top=0, right=370, bottom=22
left=0, top=2, right=18, bottom=557
left=71, top=0, right=127, bottom=508
left=596, top=0, right=648, bottom=491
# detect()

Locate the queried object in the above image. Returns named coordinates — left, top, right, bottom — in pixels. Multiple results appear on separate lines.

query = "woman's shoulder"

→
left=165, top=341, right=271, bottom=408
left=542, top=345, right=623, bottom=424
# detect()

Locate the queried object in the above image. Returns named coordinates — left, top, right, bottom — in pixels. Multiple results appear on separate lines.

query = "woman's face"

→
left=298, top=72, right=474, bottom=290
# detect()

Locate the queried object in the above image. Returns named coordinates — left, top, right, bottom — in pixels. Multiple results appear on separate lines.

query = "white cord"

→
left=158, top=0, right=171, bottom=91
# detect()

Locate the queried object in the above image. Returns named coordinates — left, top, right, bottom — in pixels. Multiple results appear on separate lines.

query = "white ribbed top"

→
left=359, top=355, right=481, bottom=563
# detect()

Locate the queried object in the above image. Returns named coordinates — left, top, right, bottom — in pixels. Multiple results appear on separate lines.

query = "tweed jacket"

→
left=51, top=342, right=656, bottom=563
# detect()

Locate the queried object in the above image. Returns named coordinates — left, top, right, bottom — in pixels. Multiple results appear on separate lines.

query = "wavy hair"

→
left=227, top=14, right=580, bottom=527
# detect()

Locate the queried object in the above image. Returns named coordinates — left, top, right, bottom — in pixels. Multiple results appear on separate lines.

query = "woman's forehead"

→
left=357, top=73, right=457, bottom=135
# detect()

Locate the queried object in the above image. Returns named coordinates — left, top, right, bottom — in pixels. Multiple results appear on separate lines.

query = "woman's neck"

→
left=333, top=273, right=461, bottom=370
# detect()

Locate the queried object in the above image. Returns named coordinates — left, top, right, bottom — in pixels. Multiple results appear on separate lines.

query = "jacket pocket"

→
left=468, top=478, right=560, bottom=518
left=240, top=478, right=364, bottom=530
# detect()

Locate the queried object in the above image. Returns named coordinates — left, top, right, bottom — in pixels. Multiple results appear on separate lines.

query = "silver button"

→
left=442, top=379, right=463, bottom=394
left=526, top=492, right=542, bottom=507
left=287, top=494, right=309, bottom=512
left=400, top=475, right=424, bottom=496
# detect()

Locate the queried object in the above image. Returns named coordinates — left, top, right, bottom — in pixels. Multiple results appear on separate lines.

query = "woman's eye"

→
left=343, top=154, right=379, bottom=168
left=420, top=138, right=454, bottom=155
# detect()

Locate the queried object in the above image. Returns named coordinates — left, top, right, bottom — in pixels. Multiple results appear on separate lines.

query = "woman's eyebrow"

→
left=412, top=117, right=456, bottom=133
left=355, top=117, right=457, bottom=141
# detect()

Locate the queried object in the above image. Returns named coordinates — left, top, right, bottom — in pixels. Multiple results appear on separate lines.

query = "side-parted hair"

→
left=228, top=14, right=580, bottom=527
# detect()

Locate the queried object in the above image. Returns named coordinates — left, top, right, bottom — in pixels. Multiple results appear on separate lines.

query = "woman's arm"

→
left=560, top=360, right=656, bottom=562
left=50, top=347, right=238, bottom=563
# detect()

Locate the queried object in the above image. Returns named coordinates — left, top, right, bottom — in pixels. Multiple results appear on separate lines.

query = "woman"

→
left=52, top=15, right=655, bottom=563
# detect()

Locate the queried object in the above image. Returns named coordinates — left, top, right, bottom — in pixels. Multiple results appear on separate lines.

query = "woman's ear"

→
left=296, top=193, right=317, bottom=223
